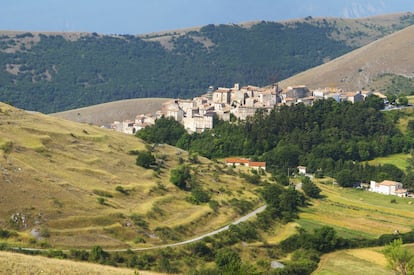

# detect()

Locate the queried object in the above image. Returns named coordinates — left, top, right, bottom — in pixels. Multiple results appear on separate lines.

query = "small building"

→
left=369, top=180, right=408, bottom=197
left=297, top=166, right=307, bottom=175
left=225, top=158, right=266, bottom=171
left=249, top=161, right=266, bottom=171
left=212, top=88, right=231, bottom=104
left=225, top=158, right=250, bottom=167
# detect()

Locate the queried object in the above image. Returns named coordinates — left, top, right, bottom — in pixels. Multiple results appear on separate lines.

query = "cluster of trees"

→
left=3, top=16, right=414, bottom=113
left=3, top=225, right=414, bottom=274
left=138, top=97, right=412, bottom=185
left=258, top=183, right=305, bottom=227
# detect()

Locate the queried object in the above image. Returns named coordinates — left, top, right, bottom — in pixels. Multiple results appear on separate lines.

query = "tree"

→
left=189, top=187, right=211, bottom=204
left=279, top=186, right=304, bottom=221
left=398, top=95, right=409, bottom=106
left=383, top=239, right=414, bottom=275
left=302, top=176, right=321, bottom=198
left=365, top=94, right=385, bottom=110
left=136, top=150, right=156, bottom=169
left=312, top=226, right=339, bottom=253
left=170, top=165, right=191, bottom=190
left=89, top=246, right=109, bottom=263
left=403, top=171, right=414, bottom=192
left=215, top=248, right=241, bottom=273
left=335, top=169, right=355, bottom=187
left=136, top=116, right=186, bottom=145
left=387, top=93, right=397, bottom=104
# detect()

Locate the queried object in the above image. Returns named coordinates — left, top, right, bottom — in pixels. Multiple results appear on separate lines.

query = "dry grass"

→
left=51, top=98, right=171, bottom=125
left=315, top=244, right=414, bottom=275
left=0, top=251, right=163, bottom=275
left=314, top=247, right=392, bottom=275
left=0, top=102, right=261, bottom=249
left=280, top=24, right=414, bottom=91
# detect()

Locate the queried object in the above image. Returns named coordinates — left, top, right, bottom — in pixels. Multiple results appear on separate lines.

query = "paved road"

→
left=10, top=204, right=267, bottom=252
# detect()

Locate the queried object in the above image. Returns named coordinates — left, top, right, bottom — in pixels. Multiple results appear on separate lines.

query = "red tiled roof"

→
left=225, top=158, right=250, bottom=164
left=249, top=162, right=266, bottom=167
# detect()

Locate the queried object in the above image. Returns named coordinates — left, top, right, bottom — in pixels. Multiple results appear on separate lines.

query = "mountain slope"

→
left=279, top=24, right=414, bottom=91
left=0, top=102, right=261, bottom=249
left=51, top=97, right=171, bottom=126
left=0, top=13, right=413, bottom=113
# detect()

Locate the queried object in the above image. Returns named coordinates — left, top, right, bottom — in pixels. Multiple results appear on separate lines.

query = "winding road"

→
left=11, top=204, right=267, bottom=252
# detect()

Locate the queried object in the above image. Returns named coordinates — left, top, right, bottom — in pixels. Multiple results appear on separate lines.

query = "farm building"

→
left=369, top=180, right=408, bottom=197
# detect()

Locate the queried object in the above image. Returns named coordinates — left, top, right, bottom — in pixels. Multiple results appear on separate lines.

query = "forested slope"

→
left=0, top=13, right=413, bottom=113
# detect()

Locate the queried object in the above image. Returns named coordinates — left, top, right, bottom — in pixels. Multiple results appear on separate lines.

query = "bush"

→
left=115, top=186, right=129, bottom=195
left=188, top=187, right=211, bottom=204
left=1, top=141, right=13, bottom=154
left=229, top=198, right=254, bottom=215
left=215, top=248, right=241, bottom=273
left=97, top=197, right=105, bottom=205
left=130, top=214, right=149, bottom=230
left=93, top=189, right=113, bottom=198
left=170, top=165, right=191, bottom=190
left=89, top=246, right=109, bottom=264
left=154, top=227, right=180, bottom=242
left=188, top=241, right=214, bottom=260
left=240, top=172, right=261, bottom=185
left=136, top=150, right=156, bottom=169
left=228, top=222, right=260, bottom=242
left=0, top=229, right=15, bottom=239
left=208, top=200, right=220, bottom=212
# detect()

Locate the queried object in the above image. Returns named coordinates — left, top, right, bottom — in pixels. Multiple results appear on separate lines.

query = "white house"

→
left=297, top=166, right=307, bottom=175
left=369, top=180, right=408, bottom=197
left=225, top=158, right=266, bottom=171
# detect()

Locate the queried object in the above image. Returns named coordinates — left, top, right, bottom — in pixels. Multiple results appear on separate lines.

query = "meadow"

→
left=314, top=244, right=414, bottom=274
left=0, top=102, right=262, bottom=249
left=298, top=181, right=414, bottom=239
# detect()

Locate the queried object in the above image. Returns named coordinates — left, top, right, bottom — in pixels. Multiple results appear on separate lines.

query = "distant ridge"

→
left=51, top=97, right=171, bottom=125
left=1, top=12, right=414, bottom=113
left=280, top=25, right=414, bottom=91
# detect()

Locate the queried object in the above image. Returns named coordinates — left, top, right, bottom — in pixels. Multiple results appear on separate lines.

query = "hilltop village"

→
left=110, top=83, right=387, bottom=134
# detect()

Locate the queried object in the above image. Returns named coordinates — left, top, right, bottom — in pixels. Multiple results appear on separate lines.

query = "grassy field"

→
left=408, top=95, right=414, bottom=105
left=315, top=244, right=414, bottom=274
left=368, top=153, right=410, bottom=171
left=0, top=251, right=163, bottom=275
left=0, top=102, right=261, bottom=249
left=298, top=180, right=414, bottom=274
left=298, top=180, right=414, bottom=239
left=314, top=247, right=392, bottom=275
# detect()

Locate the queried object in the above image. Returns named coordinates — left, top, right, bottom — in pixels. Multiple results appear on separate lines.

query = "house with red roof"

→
left=225, top=158, right=266, bottom=171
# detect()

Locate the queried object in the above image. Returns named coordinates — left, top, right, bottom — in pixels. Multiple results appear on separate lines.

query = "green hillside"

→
left=0, top=13, right=413, bottom=113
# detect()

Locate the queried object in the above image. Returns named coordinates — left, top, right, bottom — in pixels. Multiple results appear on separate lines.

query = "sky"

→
left=1, top=0, right=414, bottom=35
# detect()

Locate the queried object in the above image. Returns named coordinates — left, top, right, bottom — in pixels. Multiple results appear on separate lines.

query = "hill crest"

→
left=279, top=24, right=414, bottom=91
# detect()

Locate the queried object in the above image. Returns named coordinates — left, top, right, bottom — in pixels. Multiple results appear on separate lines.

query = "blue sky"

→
left=1, top=0, right=413, bottom=34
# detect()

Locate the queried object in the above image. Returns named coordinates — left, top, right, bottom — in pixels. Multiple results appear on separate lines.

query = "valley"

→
left=1, top=11, right=414, bottom=275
